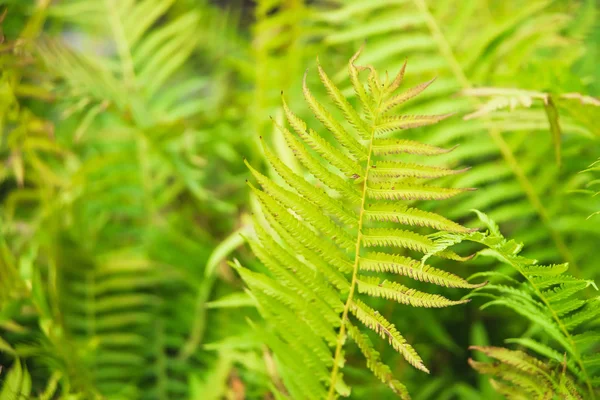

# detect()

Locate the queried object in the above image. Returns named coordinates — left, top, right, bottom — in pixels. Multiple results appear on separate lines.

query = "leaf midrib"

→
left=327, top=91, right=382, bottom=399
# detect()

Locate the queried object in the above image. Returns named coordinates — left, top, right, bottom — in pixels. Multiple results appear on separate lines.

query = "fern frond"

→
left=249, top=184, right=353, bottom=274
left=469, top=346, right=583, bottom=400
left=275, top=122, right=362, bottom=204
left=359, top=252, right=483, bottom=289
left=241, top=49, right=476, bottom=398
left=455, top=211, right=600, bottom=397
left=303, top=73, right=366, bottom=160
left=0, top=359, right=32, bottom=399
left=363, top=228, right=469, bottom=261
left=349, top=298, right=427, bottom=374
left=375, top=114, right=453, bottom=135
left=346, top=322, right=409, bottom=397
left=260, top=204, right=351, bottom=292
left=317, top=59, right=370, bottom=139
left=381, top=78, right=437, bottom=115
left=356, top=276, right=468, bottom=308
left=39, top=0, right=203, bottom=126
left=522, top=263, right=569, bottom=277
left=364, top=203, right=472, bottom=233
left=322, top=0, right=600, bottom=284
left=366, top=182, right=472, bottom=201
left=259, top=142, right=357, bottom=225
left=246, top=161, right=356, bottom=250
left=372, top=139, right=458, bottom=156
left=370, top=161, right=469, bottom=180
left=252, top=219, right=343, bottom=314
left=506, top=338, right=565, bottom=364
left=282, top=100, right=362, bottom=178
left=248, top=226, right=342, bottom=326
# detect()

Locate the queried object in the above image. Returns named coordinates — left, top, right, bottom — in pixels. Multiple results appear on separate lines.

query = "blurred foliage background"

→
left=0, top=0, right=598, bottom=399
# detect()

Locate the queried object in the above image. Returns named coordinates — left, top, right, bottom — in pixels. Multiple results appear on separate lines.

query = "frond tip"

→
left=240, top=48, right=476, bottom=398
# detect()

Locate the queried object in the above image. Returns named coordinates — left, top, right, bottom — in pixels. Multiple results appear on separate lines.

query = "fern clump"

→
left=451, top=211, right=600, bottom=399
left=469, top=346, right=583, bottom=400
left=236, top=48, right=480, bottom=399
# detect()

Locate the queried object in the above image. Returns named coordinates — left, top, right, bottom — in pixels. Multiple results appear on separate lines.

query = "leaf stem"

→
left=327, top=84, right=381, bottom=399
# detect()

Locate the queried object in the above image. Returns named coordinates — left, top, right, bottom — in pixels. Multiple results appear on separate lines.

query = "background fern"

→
left=1, top=0, right=265, bottom=398
left=0, top=0, right=598, bottom=399
left=436, top=211, right=600, bottom=398
left=462, top=212, right=598, bottom=397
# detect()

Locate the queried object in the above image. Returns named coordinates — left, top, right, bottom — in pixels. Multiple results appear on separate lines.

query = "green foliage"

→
left=318, top=0, right=600, bottom=279
left=446, top=211, right=600, bottom=398
left=469, top=346, right=582, bottom=400
left=0, top=0, right=599, bottom=399
left=238, top=48, right=479, bottom=399
left=1, top=0, right=264, bottom=398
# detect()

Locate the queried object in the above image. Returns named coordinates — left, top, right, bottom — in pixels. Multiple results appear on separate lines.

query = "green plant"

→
left=1, top=1, right=265, bottom=398
left=469, top=346, right=582, bottom=399
left=1, top=1, right=599, bottom=399
left=237, top=48, right=484, bottom=399
left=444, top=211, right=599, bottom=399
left=318, top=0, right=600, bottom=280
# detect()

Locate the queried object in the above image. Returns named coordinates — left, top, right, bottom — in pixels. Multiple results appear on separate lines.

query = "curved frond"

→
left=240, top=49, right=476, bottom=398
left=454, top=211, right=600, bottom=398
left=469, top=346, right=582, bottom=400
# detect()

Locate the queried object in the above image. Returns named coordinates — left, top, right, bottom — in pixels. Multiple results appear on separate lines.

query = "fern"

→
left=238, top=48, right=478, bottom=399
left=2, top=1, right=599, bottom=398
left=1, top=1, right=265, bottom=398
left=446, top=211, right=600, bottom=398
left=318, top=0, right=600, bottom=279
left=469, top=346, right=583, bottom=400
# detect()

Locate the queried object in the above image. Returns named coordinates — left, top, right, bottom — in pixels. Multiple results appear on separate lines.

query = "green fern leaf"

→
left=505, top=338, right=565, bottom=364
left=522, top=263, right=569, bottom=277
left=563, top=299, right=600, bottom=330
left=356, top=276, right=469, bottom=308
left=372, top=138, right=458, bottom=156
left=469, top=346, right=583, bottom=400
left=246, top=161, right=356, bottom=250
left=374, top=114, right=454, bottom=134
left=457, top=211, right=600, bottom=397
left=362, top=228, right=469, bottom=261
left=241, top=49, right=476, bottom=398
left=349, top=298, right=427, bottom=374
left=359, top=252, right=483, bottom=289
left=370, top=161, right=469, bottom=180
left=249, top=185, right=354, bottom=274
left=302, top=73, right=366, bottom=160
left=366, top=182, right=472, bottom=201
left=381, top=77, right=437, bottom=115
left=275, top=122, right=362, bottom=204
left=316, top=59, right=371, bottom=139
left=282, top=97, right=362, bottom=179
left=469, top=359, right=552, bottom=398
left=346, top=322, right=410, bottom=398
left=363, top=203, right=472, bottom=233
left=259, top=143, right=357, bottom=225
